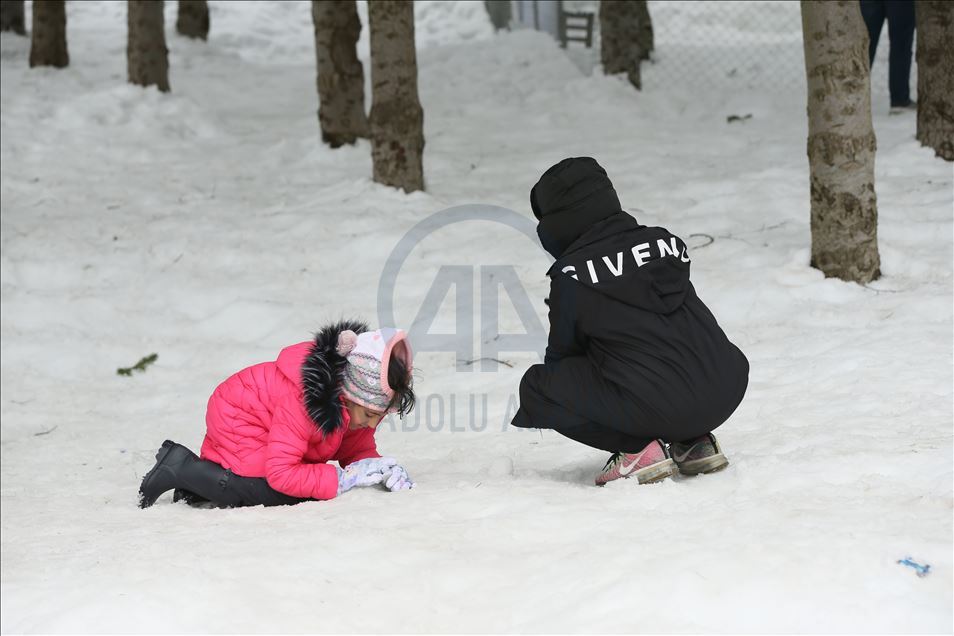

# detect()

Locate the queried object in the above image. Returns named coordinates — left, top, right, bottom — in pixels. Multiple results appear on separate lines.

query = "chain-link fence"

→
left=518, top=0, right=914, bottom=103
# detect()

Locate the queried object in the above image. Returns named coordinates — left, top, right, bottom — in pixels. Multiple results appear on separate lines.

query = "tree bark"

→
left=634, top=0, right=653, bottom=60
left=29, top=1, right=68, bottom=68
left=127, top=0, right=170, bottom=92
left=312, top=0, right=368, bottom=148
left=800, top=0, right=880, bottom=283
left=176, top=0, right=209, bottom=40
left=915, top=1, right=954, bottom=161
left=484, top=0, right=511, bottom=31
left=368, top=0, right=424, bottom=193
left=599, top=0, right=652, bottom=90
left=1, top=0, right=26, bottom=35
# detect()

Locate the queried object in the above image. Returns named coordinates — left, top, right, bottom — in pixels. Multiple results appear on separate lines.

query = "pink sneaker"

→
left=595, top=440, right=677, bottom=486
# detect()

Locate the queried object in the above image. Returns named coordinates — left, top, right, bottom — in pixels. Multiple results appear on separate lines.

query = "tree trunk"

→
left=176, top=0, right=209, bottom=40
left=368, top=0, right=424, bottom=193
left=312, top=0, right=368, bottom=148
left=484, top=0, right=511, bottom=31
left=1, top=0, right=26, bottom=35
left=29, top=1, right=68, bottom=68
left=634, top=0, right=653, bottom=60
left=800, top=0, right=880, bottom=283
left=127, top=0, right=170, bottom=92
left=599, top=0, right=652, bottom=89
left=915, top=2, right=954, bottom=161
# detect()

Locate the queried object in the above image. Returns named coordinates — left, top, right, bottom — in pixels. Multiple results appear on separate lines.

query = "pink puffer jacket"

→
left=200, top=322, right=381, bottom=500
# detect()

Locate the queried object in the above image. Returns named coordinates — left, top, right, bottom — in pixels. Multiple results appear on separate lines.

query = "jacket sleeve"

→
left=544, top=275, right=585, bottom=365
left=334, top=427, right=381, bottom=468
left=264, top=397, right=339, bottom=500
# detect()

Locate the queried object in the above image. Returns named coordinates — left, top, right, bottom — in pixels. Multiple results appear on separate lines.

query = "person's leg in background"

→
left=512, top=357, right=660, bottom=453
left=511, top=357, right=679, bottom=484
left=859, top=0, right=886, bottom=67
left=885, top=0, right=916, bottom=107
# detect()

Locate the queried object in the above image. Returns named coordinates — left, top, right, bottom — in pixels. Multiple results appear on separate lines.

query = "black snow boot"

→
left=138, top=440, right=205, bottom=508
left=139, top=440, right=305, bottom=509
left=172, top=489, right=210, bottom=506
left=138, top=440, right=237, bottom=508
left=172, top=489, right=218, bottom=508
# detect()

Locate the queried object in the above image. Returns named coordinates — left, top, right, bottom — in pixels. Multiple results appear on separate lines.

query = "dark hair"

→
left=386, top=351, right=415, bottom=418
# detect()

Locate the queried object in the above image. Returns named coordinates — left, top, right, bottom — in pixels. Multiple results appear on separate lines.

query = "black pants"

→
left=511, top=356, right=710, bottom=453
left=860, top=0, right=915, bottom=106
left=177, top=461, right=308, bottom=508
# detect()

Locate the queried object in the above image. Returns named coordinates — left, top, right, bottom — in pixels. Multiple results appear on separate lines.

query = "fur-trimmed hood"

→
left=301, top=319, right=369, bottom=434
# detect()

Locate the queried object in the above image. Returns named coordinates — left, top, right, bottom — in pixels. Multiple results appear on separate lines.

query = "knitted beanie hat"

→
left=336, top=327, right=413, bottom=413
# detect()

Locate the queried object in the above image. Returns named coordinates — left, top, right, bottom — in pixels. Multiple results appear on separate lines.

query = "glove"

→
left=384, top=464, right=415, bottom=491
left=336, top=457, right=398, bottom=496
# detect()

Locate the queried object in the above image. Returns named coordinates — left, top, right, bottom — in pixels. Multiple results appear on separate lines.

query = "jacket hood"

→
left=548, top=212, right=692, bottom=314
left=531, top=157, right=623, bottom=259
left=294, top=319, right=370, bottom=434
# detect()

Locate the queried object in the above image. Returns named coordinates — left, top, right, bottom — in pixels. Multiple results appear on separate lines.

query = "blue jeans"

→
left=860, top=0, right=916, bottom=106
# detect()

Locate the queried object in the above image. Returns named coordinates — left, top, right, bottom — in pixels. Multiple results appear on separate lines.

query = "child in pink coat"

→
left=138, top=320, right=416, bottom=508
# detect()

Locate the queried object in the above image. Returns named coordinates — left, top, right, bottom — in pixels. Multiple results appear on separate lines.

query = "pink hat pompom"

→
left=336, top=330, right=358, bottom=356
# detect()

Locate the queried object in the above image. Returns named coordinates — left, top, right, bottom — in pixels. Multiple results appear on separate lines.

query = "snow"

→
left=2, top=0, right=952, bottom=632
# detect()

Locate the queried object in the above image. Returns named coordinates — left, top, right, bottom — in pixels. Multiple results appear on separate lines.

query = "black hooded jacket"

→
left=533, top=157, right=749, bottom=429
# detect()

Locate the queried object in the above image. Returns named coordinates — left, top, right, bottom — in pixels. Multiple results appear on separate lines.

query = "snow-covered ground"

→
left=2, top=1, right=951, bottom=632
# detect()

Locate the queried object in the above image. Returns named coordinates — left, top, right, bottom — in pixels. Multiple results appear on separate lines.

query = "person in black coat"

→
left=511, top=157, right=749, bottom=486
left=859, top=0, right=916, bottom=111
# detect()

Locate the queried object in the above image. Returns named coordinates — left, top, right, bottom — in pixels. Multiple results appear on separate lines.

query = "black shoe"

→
left=138, top=440, right=199, bottom=508
left=670, top=433, right=729, bottom=475
left=172, top=489, right=209, bottom=506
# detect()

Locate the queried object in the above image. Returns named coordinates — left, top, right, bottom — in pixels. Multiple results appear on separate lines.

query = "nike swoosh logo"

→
left=617, top=456, right=642, bottom=475
left=672, top=447, right=695, bottom=463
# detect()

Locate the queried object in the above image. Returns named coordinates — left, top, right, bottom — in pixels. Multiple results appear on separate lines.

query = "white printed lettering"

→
left=602, top=252, right=625, bottom=277
left=631, top=242, right=652, bottom=267
left=658, top=238, right=678, bottom=258
left=586, top=260, right=600, bottom=283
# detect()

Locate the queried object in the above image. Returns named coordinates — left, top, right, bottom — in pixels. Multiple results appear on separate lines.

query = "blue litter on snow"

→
left=897, top=557, right=931, bottom=578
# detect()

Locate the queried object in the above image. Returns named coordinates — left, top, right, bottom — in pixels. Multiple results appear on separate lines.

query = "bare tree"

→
left=599, top=0, right=652, bottom=90
left=176, top=0, right=209, bottom=40
left=128, top=0, right=170, bottom=92
left=800, top=0, right=880, bottom=283
left=29, top=0, right=68, bottom=68
left=368, top=0, right=424, bottom=193
left=916, top=2, right=954, bottom=161
left=312, top=0, right=368, bottom=147
left=1, top=0, right=26, bottom=35
left=484, top=0, right=511, bottom=31
left=634, top=1, right=653, bottom=59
